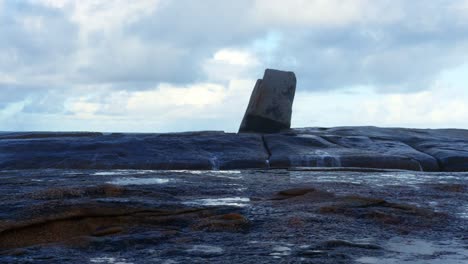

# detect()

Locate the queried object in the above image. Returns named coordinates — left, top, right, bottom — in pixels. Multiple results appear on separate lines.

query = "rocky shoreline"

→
left=3, top=70, right=466, bottom=172
left=1, top=126, right=467, bottom=171
left=0, top=169, right=466, bottom=263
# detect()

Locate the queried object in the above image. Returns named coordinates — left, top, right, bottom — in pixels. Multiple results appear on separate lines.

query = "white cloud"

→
left=71, top=0, right=160, bottom=34
left=66, top=99, right=100, bottom=118
left=452, top=0, right=468, bottom=24
left=456, top=0, right=468, bottom=11
left=203, top=48, right=260, bottom=82
left=72, top=36, right=191, bottom=84
left=37, top=0, right=161, bottom=34
left=253, top=0, right=402, bottom=27
left=37, top=0, right=71, bottom=9
left=0, top=101, right=25, bottom=119
left=213, top=49, right=258, bottom=66
left=0, top=72, right=16, bottom=84
left=359, top=89, right=468, bottom=128
left=50, top=82, right=234, bottom=131
left=2, top=0, right=468, bottom=131
left=19, top=16, right=44, bottom=32
left=8, top=78, right=256, bottom=132
left=127, top=83, right=226, bottom=111
left=293, top=76, right=468, bottom=129
left=66, top=0, right=165, bottom=80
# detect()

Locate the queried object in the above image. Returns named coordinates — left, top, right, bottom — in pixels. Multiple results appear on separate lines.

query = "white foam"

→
left=184, top=197, right=250, bottom=207
left=169, top=170, right=241, bottom=175
left=90, top=257, right=133, bottom=264
left=93, top=170, right=157, bottom=176
left=289, top=151, right=341, bottom=167
left=459, top=204, right=468, bottom=219
left=270, top=246, right=292, bottom=257
left=315, top=150, right=341, bottom=167
left=356, top=238, right=468, bottom=264
left=210, top=157, right=220, bottom=170
left=107, top=177, right=169, bottom=185
left=187, top=245, right=224, bottom=254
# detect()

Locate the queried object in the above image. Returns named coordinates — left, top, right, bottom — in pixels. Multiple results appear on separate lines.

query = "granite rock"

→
left=264, top=134, right=423, bottom=171
left=239, top=69, right=296, bottom=133
left=0, top=131, right=269, bottom=170
left=1, top=126, right=467, bottom=171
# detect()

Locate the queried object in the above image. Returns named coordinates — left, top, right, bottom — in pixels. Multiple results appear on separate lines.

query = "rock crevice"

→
left=1, top=127, right=468, bottom=171
left=261, top=135, right=272, bottom=168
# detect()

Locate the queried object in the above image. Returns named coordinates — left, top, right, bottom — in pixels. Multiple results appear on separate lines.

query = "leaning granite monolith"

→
left=239, top=69, right=296, bottom=133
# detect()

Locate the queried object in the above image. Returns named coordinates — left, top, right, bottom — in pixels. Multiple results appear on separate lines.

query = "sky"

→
left=1, top=0, right=468, bottom=132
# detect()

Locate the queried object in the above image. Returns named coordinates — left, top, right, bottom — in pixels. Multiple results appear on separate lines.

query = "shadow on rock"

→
left=191, top=213, right=250, bottom=232
left=0, top=203, right=249, bottom=251
left=270, top=186, right=447, bottom=232
left=270, top=187, right=335, bottom=201
left=318, top=195, right=446, bottom=228
left=29, top=184, right=126, bottom=200
left=431, top=183, right=466, bottom=193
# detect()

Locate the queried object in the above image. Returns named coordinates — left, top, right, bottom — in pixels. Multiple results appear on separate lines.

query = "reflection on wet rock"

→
left=0, top=169, right=466, bottom=263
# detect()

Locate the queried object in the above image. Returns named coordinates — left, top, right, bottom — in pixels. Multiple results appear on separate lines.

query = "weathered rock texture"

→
left=239, top=69, right=296, bottom=133
left=292, top=127, right=468, bottom=172
left=0, top=169, right=467, bottom=263
left=1, top=126, right=467, bottom=171
left=264, top=134, right=424, bottom=171
left=0, top=131, right=269, bottom=170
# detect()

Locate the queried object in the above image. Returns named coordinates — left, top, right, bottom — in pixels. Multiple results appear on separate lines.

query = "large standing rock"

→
left=239, top=69, right=296, bottom=133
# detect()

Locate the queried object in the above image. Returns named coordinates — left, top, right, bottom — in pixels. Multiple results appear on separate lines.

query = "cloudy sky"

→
left=1, top=0, right=468, bottom=132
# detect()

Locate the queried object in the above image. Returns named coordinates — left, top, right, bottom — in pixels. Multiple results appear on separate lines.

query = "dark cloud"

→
left=0, top=1, right=78, bottom=72
left=127, top=0, right=259, bottom=47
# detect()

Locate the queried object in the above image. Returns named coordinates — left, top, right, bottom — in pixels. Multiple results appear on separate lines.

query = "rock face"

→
left=239, top=69, right=296, bottom=133
left=299, top=127, right=468, bottom=172
left=264, top=134, right=424, bottom=171
left=1, top=126, right=467, bottom=171
left=0, top=131, right=269, bottom=170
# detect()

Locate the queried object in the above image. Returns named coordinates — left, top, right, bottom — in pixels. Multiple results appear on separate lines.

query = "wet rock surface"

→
left=0, top=132, right=268, bottom=170
left=0, top=169, right=467, bottom=263
left=294, top=126, right=468, bottom=172
left=264, top=134, right=423, bottom=171
left=1, top=126, right=468, bottom=171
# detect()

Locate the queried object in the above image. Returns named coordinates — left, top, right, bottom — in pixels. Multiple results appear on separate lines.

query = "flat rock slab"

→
left=0, top=132, right=268, bottom=170
left=1, top=126, right=467, bottom=171
left=322, top=135, right=440, bottom=171
left=264, top=134, right=424, bottom=171
left=290, top=127, right=468, bottom=172
left=0, top=169, right=466, bottom=263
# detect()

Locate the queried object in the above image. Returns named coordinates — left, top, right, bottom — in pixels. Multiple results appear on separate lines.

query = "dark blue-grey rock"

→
left=0, top=169, right=466, bottom=262
left=239, top=69, right=296, bottom=133
left=0, top=131, right=269, bottom=170
left=307, top=127, right=468, bottom=172
left=319, top=136, right=440, bottom=171
left=1, top=126, right=467, bottom=171
left=414, top=140, right=468, bottom=171
left=264, top=134, right=423, bottom=171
